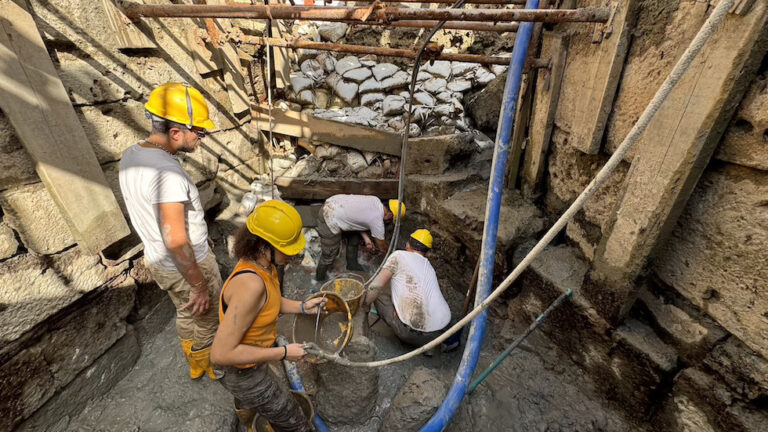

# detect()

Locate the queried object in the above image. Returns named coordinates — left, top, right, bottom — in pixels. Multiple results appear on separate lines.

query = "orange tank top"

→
left=218, top=259, right=282, bottom=368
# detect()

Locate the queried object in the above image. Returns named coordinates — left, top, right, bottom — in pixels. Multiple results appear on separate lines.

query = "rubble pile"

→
left=286, top=22, right=508, bottom=138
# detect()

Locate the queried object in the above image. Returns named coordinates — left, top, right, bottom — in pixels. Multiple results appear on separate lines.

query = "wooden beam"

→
left=506, top=0, right=551, bottom=188
left=521, top=32, right=568, bottom=198
left=275, top=177, right=398, bottom=200
left=588, top=2, right=768, bottom=322
left=506, top=73, right=534, bottom=188
left=267, top=0, right=291, bottom=89
left=0, top=2, right=131, bottom=253
left=102, top=0, right=156, bottom=49
left=206, top=0, right=251, bottom=116
left=570, top=0, right=637, bottom=154
left=252, top=104, right=402, bottom=155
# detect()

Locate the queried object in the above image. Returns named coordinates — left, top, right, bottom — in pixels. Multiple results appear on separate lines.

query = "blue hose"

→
left=419, top=1, right=539, bottom=430
left=277, top=336, right=331, bottom=432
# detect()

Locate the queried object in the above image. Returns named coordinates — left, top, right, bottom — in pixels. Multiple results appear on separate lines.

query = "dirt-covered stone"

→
left=65, top=322, right=235, bottom=431
left=380, top=367, right=447, bottom=431
left=465, top=72, right=506, bottom=131
left=316, top=313, right=378, bottom=425
left=17, top=329, right=141, bottom=432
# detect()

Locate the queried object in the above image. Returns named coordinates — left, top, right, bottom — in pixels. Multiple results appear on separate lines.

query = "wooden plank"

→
left=506, top=74, right=534, bottom=188
left=252, top=104, right=402, bottom=155
left=275, top=177, right=399, bottom=200
left=505, top=0, right=551, bottom=188
left=521, top=32, right=568, bottom=198
left=570, top=0, right=638, bottom=154
left=206, top=0, right=251, bottom=116
left=0, top=2, right=131, bottom=253
left=102, top=0, right=155, bottom=49
left=267, top=0, right=291, bottom=89
left=589, top=2, right=768, bottom=323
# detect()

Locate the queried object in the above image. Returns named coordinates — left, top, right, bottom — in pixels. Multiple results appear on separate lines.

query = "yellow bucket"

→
left=292, top=292, right=353, bottom=362
left=319, top=273, right=366, bottom=315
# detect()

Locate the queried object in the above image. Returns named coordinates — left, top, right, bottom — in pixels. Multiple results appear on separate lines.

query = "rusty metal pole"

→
left=122, top=4, right=611, bottom=24
left=341, top=19, right=519, bottom=33
left=236, top=35, right=551, bottom=69
left=334, top=0, right=526, bottom=3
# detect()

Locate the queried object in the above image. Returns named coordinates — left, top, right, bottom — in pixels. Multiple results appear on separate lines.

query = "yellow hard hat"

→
left=246, top=200, right=306, bottom=256
left=388, top=199, right=406, bottom=220
left=410, top=229, right=433, bottom=249
left=145, top=82, right=215, bottom=130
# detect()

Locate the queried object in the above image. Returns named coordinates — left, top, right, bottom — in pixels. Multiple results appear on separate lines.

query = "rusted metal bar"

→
left=236, top=34, right=550, bottom=69
left=342, top=19, right=519, bottom=33
left=123, top=4, right=611, bottom=24
left=290, top=0, right=526, bottom=3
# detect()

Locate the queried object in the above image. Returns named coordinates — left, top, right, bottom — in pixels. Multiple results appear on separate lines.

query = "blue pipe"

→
left=277, top=336, right=331, bottom=432
left=419, top=1, right=539, bottom=430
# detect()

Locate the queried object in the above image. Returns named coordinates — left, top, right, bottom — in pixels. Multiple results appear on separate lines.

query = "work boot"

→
left=189, top=345, right=218, bottom=380
left=235, top=408, right=256, bottom=432
left=345, top=242, right=364, bottom=272
left=316, top=263, right=329, bottom=282
left=180, top=338, right=205, bottom=380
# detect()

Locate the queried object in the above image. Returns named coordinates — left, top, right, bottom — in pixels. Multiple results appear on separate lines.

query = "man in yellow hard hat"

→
left=314, top=194, right=405, bottom=281
left=119, top=83, right=221, bottom=380
left=363, top=229, right=458, bottom=352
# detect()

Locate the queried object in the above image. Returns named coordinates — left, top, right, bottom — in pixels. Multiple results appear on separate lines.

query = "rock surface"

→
left=654, top=164, right=768, bottom=360
left=0, top=222, right=19, bottom=259
left=0, top=183, right=75, bottom=254
left=380, top=367, right=448, bottom=431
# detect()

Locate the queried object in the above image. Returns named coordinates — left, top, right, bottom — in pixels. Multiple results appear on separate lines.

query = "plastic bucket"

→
left=319, top=273, right=366, bottom=315
left=292, top=292, right=352, bottom=362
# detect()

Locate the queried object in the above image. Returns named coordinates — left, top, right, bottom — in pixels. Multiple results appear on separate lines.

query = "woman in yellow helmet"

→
left=211, top=200, right=323, bottom=432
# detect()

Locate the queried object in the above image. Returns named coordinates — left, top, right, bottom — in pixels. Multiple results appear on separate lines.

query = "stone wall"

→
left=529, top=1, right=768, bottom=429
left=0, top=1, right=264, bottom=430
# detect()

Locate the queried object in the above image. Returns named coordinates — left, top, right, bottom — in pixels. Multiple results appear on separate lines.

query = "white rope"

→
left=305, top=0, right=736, bottom=367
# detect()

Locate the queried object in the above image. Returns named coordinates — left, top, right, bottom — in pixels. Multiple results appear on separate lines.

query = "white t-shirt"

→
left=322, top=194, right=386, bottom=240
left=119, top=144, right=209, bottom=270
left=384, top=250, right=451, bottom=332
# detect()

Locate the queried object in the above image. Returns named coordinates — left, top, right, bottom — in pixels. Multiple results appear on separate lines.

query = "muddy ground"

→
left=64, top=220, right=641, bottom=432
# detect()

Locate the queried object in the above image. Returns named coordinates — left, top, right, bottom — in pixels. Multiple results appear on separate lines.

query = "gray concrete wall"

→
left=0, top=1, right=264, bottom=430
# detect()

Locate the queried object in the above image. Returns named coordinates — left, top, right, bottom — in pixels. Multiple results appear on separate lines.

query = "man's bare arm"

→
left=158, top=201, right=208, bottom=315
left=364, top=268, right=393, bottom=305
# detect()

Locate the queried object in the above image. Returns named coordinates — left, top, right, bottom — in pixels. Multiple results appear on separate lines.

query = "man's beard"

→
left=178, top=138, right=199, bottom=153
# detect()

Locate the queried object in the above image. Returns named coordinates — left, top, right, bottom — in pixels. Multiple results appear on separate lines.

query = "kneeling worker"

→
left=211, top=200, right=324, bottom=432
left=364, top=229, right=457, bottom=350
left=315, top=194, right=405, bottom=281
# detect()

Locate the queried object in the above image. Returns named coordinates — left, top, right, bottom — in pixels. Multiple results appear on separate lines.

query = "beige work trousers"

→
left=147, top=252, right=223, bottom=349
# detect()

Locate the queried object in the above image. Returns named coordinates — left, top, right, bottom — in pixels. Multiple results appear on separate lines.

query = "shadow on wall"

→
left=13, top=1, right=260, bottom=191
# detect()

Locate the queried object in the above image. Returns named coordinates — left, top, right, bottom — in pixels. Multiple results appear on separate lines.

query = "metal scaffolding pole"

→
left=123, top=4, right=611, bottom=24
left=341, top=19, right=519, bottom=33
left=236, top=34, right=551, bottom=67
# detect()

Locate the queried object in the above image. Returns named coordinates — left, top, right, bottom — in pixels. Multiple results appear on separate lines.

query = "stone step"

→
left=436, top=187, right=544, bottom=264
left=614, top=318, right=678, bottom=375
left=635, top=285, right=727, bottom=363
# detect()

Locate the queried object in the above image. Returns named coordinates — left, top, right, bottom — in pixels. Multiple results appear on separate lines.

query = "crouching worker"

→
left=364, top=229, right=458, bottom=352
left=211, top=200, right=324, bottom=432
left=315, top=194, right=406, bottom=281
